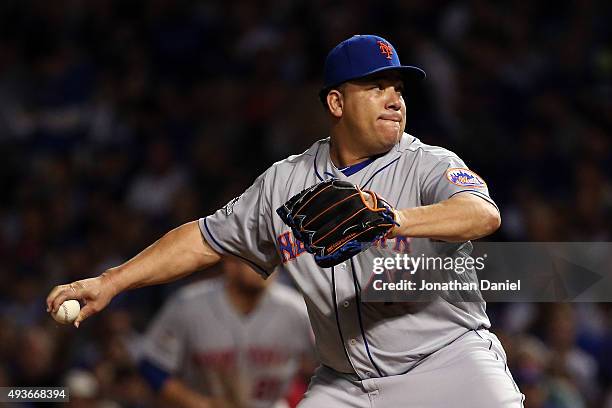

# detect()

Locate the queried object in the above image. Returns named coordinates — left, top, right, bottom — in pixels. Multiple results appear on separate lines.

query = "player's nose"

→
left=384, top=87, right=402, bottom=111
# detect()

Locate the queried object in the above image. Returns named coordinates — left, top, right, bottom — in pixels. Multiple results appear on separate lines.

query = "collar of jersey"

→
left=338, top=153, right=385, bottom=177
left=218, top=282, right=273, bottom=323
left=315, top=134, right=414, bottom=182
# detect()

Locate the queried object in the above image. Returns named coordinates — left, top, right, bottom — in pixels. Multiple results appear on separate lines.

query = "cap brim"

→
left=322, top=65, right=426, bottom=93
left=360, top=65, right=427, bottom=82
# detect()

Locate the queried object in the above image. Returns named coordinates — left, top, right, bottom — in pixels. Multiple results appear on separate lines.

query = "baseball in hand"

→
left=52, top=300, right=81, bottom=325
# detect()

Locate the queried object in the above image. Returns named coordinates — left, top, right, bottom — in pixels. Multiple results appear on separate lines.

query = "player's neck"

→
left=329, top=136, right=373, bottom=168
left=225, top=284, right=265, bottom=316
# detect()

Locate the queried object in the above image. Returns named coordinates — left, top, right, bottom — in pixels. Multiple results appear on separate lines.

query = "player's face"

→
left=340, top=71, right=406, bottom=153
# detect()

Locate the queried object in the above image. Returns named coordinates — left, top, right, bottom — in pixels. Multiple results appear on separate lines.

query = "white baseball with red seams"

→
left=53, top=299, right=80, bottom=324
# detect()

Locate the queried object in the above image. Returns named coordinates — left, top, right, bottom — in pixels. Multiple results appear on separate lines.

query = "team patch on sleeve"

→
left=222, top=195, right=241, bottom=216
left=445, top=168, right=486, bottom=188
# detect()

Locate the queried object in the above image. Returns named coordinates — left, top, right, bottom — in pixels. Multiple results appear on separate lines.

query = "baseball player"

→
left=138, top=258, right=313, bottom=408
left=47, top=35, right=524, bottom=407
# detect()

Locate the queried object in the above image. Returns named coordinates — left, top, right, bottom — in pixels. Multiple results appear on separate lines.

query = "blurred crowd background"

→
left=0, top=0, right=610, bottom=407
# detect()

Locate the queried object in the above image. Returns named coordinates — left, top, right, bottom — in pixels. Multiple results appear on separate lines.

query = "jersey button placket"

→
left=349, top=338, right=357, bottom=346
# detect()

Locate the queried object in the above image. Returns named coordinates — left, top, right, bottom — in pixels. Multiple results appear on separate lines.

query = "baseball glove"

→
left=276, top=179, right=398, bottom=268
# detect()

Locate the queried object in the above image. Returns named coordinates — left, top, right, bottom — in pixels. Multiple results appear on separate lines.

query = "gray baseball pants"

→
left=299, top=329, right=524, bottom=407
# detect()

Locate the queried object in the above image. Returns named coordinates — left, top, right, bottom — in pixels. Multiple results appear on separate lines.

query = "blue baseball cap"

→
left=322, top=35, right=426, bottom=90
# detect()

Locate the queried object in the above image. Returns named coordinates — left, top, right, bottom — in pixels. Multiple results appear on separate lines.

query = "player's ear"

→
left=326, top=89, right=343, bottom=118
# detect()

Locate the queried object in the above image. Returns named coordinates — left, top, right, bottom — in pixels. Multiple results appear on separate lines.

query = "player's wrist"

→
left=100, top=268, right=122, bottom=298
left=389, top=209, right=406, bottom=238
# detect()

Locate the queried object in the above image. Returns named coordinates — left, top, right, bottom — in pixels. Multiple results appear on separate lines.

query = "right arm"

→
left=46, top=221, right=221, bottom=327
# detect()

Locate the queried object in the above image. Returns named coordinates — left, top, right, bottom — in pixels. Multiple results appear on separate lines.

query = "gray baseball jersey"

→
left=199, top=133, right=497, bottom=379
left=141, top=279, right=313, bottom=408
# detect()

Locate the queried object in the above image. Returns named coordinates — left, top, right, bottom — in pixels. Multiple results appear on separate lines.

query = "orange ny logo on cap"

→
left=377, top=40, right=393, bottom=59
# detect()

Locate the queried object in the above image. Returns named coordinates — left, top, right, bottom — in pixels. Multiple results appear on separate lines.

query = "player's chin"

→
left=376, top=124, right=403, bottom=147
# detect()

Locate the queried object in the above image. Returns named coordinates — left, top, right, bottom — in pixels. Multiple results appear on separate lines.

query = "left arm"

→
left=389, top=193, right=501, bottom=242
